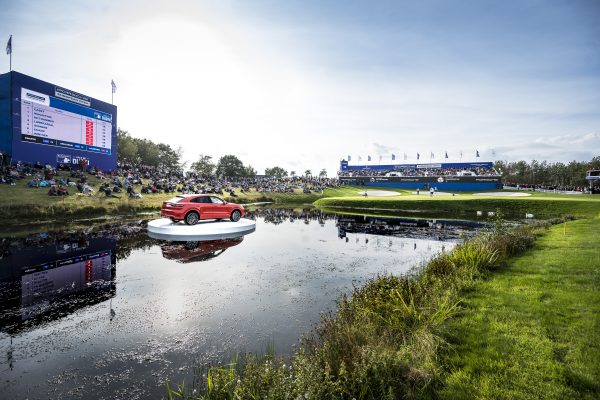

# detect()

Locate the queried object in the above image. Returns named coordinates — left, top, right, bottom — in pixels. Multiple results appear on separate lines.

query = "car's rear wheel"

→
left=230, top=210, right=241, bottom=222
left=185, top=211, right=200, bottom=225
left=170, top=218, right=180, bottom=223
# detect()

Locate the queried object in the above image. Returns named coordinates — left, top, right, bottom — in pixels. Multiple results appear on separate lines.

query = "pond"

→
left=0, top=209, right=483, bottom=399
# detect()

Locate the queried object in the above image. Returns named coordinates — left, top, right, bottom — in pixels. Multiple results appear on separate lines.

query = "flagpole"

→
left=8, top=34, right=12, bottom=71
left=111, top=80, right=116, bottom=105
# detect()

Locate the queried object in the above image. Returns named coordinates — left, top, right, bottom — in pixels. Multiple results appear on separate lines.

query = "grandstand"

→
left=337, top=160, right=502, bottom=191
left=586, top=170, right=600, bottom=194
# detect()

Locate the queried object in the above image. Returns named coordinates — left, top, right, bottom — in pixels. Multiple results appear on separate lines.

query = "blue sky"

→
left=1, top=0, right=599, bottom=174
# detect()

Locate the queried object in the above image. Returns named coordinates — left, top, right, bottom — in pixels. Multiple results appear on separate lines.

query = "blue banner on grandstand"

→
left=339, top=160, right=493, bottom=171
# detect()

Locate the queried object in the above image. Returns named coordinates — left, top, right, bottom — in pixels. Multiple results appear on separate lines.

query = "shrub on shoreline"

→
left=166, top=215, right=575, bottom=400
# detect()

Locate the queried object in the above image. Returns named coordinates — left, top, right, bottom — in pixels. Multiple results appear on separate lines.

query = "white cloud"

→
left=492, top=133, right=600, bottom=162
left=3, top=0, right=599, bottom=176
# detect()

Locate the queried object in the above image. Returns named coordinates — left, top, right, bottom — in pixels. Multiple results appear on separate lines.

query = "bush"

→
left=167, top=218, right=568, bottom=400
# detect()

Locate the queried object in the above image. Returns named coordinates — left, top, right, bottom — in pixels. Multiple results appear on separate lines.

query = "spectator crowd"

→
left=0, top=157, right=339, bottom=198
left=338, top=166, right=500, bottom=178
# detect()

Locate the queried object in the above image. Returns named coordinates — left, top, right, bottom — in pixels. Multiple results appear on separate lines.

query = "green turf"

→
left=315, top=187, right=600, bottom=219
left=2, top=179, right=599, bottom=222
left=0, top=175, right=343, bottom=221
left=439, top=218, right=600, bottom=399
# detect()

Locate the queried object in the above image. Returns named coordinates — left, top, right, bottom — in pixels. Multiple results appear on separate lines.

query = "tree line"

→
left=117, top=130, right=597, bottom=185
left=117, top=129, right=183, bottom=170
left=117, top=130, right=329, bottom=178
left=191, top=154, right=328, bottom=178
left=494, top=157, right=600, bottom=188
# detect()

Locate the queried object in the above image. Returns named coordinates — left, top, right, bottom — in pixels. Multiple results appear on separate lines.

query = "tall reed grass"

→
left=166, top=214, right=575, bottom=400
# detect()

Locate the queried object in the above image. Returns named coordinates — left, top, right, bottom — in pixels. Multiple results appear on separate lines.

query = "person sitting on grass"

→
left=57, top=186, right=69, bottom=196
left=104, top=187, right=120, bottom=198
left=48, top=185, right=69, bottom=196
left=76, top=182, right=94, bottom=194
left=127, top=186, right=143, bottom=198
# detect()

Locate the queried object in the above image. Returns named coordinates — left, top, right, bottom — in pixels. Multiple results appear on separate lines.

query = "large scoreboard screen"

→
left=2, top=71, right=117, bottom=171
left=20, top=87, right=113, bottom=154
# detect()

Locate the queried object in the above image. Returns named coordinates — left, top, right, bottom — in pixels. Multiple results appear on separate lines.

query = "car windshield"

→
left=166, top=196, right=184, bottom=203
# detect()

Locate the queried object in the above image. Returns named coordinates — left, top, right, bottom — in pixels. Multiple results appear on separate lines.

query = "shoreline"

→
left=166, top=214, right=593, bottom=399
left=1, top=184, right=598, bottom=224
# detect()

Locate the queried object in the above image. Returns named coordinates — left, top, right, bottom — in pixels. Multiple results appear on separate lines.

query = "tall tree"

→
left=496, top=158, right=599, bottom=187
left=304, top=169, right=312, bottom=177
left=136, top=139, right=161, bottom=167
left=319, top=169, right=327, bottom=178
left=216, top=155, right=246, bottom=178
left=117, top=129, right=138, bottom=164
left=244, top=164, right=257, bottom=178
left=265, top=166, right=288, bottom=178
left=157, top=143, right=181, bottom=170
left=190, top=155, right=216, bottom=175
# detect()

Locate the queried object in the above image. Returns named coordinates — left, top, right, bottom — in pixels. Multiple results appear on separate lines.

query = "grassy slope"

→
left=0, top=177, right=350, bottom=221
left=439, top=218, right=600, bottom=399
left=167, top=213, right=587, bottom=399
left=315, top=188, right=600, bottom=219
left=2, top=180, right=598, bottom=222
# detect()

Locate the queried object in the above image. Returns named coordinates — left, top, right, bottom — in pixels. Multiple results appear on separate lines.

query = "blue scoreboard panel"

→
left=0, top=71, right=117, bottom=170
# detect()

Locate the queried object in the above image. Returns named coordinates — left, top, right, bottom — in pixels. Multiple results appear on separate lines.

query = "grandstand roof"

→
left=339, top=160, right=494, bottom=171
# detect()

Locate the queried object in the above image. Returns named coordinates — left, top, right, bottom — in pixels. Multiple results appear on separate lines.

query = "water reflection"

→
left=336, top=214, right=484, bottom=240
left=0, top=211, right=483, bottom=400
left=160, top=236, right=245, bottom=263
left=0, top=237, right=116, bottom=335
left=245, top=207, right=336, bottom=225
left=245, top=207, right=484, bottom=240
left=0, top=212, right=481, bottom=334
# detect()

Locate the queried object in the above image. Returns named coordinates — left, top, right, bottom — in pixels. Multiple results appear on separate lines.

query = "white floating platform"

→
left=147, top=218, right=256, bottom=241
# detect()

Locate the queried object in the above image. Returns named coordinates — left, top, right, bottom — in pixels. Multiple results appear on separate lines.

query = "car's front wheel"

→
left=185, top=211, right=200, bottom=225
left=230, top=209, right=241, bottom=222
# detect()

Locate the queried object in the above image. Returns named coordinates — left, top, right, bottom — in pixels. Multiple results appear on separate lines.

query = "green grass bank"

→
left=315, top=189, right=600, bottom=219
left=166, top=214, right=599, bottom=399
left=439, top=217, right=600, bottom=400
left=0, top=179, right=353, bottom=222
left=2, top=182, right=598, bottom=223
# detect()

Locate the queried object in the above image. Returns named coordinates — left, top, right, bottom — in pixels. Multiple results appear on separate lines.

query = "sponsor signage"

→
left=340, top=176, right=502, bottom=183
left=55, top=86, right=91, bottom=107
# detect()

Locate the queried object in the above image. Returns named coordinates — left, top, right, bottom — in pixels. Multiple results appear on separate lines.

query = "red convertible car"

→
left=161, top=194, right=245, bottom=225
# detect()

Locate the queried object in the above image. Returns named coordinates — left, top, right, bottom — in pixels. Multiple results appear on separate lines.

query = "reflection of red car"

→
left=161, top=237, right=244, bottom=263
left=161, top=195, right=245, bottom=225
